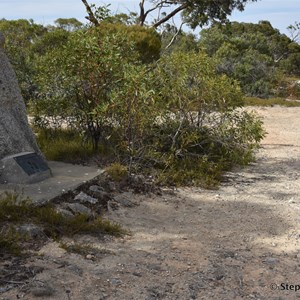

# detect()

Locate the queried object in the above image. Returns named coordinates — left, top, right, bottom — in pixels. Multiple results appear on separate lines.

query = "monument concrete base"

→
left=0, top=152, right=51, bottom=184
left=0, top=161, right=102, bottom=204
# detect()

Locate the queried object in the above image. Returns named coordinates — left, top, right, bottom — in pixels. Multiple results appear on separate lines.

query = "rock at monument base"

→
left=0, top=152, right=51, bottom=184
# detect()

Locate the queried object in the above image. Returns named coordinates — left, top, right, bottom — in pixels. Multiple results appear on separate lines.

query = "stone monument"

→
left=0, top=32, right=51, bottom=184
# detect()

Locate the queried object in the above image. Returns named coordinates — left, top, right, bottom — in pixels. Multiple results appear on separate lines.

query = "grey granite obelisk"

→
left=0, top=32, right=51, bottom=183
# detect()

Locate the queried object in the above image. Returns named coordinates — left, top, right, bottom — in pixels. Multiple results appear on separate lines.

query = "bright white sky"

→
left=0, top=0, right=299, bottom=36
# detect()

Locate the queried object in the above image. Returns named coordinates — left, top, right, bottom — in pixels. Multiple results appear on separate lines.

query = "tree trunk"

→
left=81, top=0, right=99, bottom=26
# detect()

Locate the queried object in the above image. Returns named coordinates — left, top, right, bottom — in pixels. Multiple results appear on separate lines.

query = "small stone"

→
left=107, top=200, right=120, bottom=211
left=264, top=257, right=278, bottom=264
left=213, top=266, right=225, bottom=280
left=89, top=185, right=103, bottom=193
left=17, top=224, right=44, bottom=238
left=147, top=264, right=162, bottom=271
left=89, top=186, right=111, bottom=201
left=215, top=273, right=224, bottom=280
left=67, top=264, right=83, bottom=276
left=132, top=174, right=145, bottom=184
left=67, top=203, right=93, bottom=216
left=30, top=282, right=55, bottom=297
left=108, top=181, right=116, bottom=192
left=114, top=192, right=136, bottom=207
left=110, top=278, right=122, bottom=285
left=56, top=207, right=74, bottom=218
left=75, top=191, right=98, bottom=204
left=86, top=254, right=94, bottom=260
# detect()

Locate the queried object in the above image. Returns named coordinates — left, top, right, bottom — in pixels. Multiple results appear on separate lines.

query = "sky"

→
left=0, top=0, right=299, bottom=37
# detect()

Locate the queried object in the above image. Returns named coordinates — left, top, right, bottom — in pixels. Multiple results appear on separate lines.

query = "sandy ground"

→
left=2, top=106, right=300, bottom=300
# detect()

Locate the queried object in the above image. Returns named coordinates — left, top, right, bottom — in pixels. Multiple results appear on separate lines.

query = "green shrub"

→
left=147, top=51, right=265, bottom=186
left=157, top=156, right=223, bottom=188
left=32, top=27, right=142, bottom=151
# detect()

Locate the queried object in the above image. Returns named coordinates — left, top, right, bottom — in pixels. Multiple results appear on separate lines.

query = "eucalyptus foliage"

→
left=33, top=28, right=140, bottom=150
left=150, top=51, right=265, bottom=185
left=199, top=21, right=300, bottom=97
left=31, top=25, right=265, bottom=185
left=0, top=15, right=267, bottom=186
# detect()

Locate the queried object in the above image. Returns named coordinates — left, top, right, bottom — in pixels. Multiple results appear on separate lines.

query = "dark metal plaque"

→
left=14, top=153, right=49, bottom=176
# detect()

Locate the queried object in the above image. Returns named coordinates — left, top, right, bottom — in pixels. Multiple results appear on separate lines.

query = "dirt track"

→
left=2, top=106, right=300, bottom=300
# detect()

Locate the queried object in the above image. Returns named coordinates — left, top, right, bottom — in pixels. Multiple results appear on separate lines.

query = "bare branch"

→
left=274, top=52, right=288, bottom=63
left=165, top=22, right=185, bottom=49
left=139, top=0, right=146, bottom=25
left=140, top=0, right=172, bottom=26
left=81, top=0, right=99, bottom=26
left=152, top=3, right=188, bottom=28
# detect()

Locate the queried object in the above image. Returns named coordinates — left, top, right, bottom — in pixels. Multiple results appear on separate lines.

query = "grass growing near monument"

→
left=0, top=225, right=23, bottom=255
left=35, top=128, right=95, bottom=163
left=106, top=163, right=128, bottom=182
left=0, top=192, right=125, bottom=256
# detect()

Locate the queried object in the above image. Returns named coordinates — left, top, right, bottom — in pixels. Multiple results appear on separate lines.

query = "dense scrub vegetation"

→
left=199, top=21, right=300, bottom=97
left=160, top=20, right=300, bottom=98
left=2, top=11, right=298, bottom=186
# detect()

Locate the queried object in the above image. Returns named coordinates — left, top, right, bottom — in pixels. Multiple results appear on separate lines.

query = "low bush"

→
left=144, top=52, right=265, bottom=186
left=105, top=162, right=128, bottom=182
